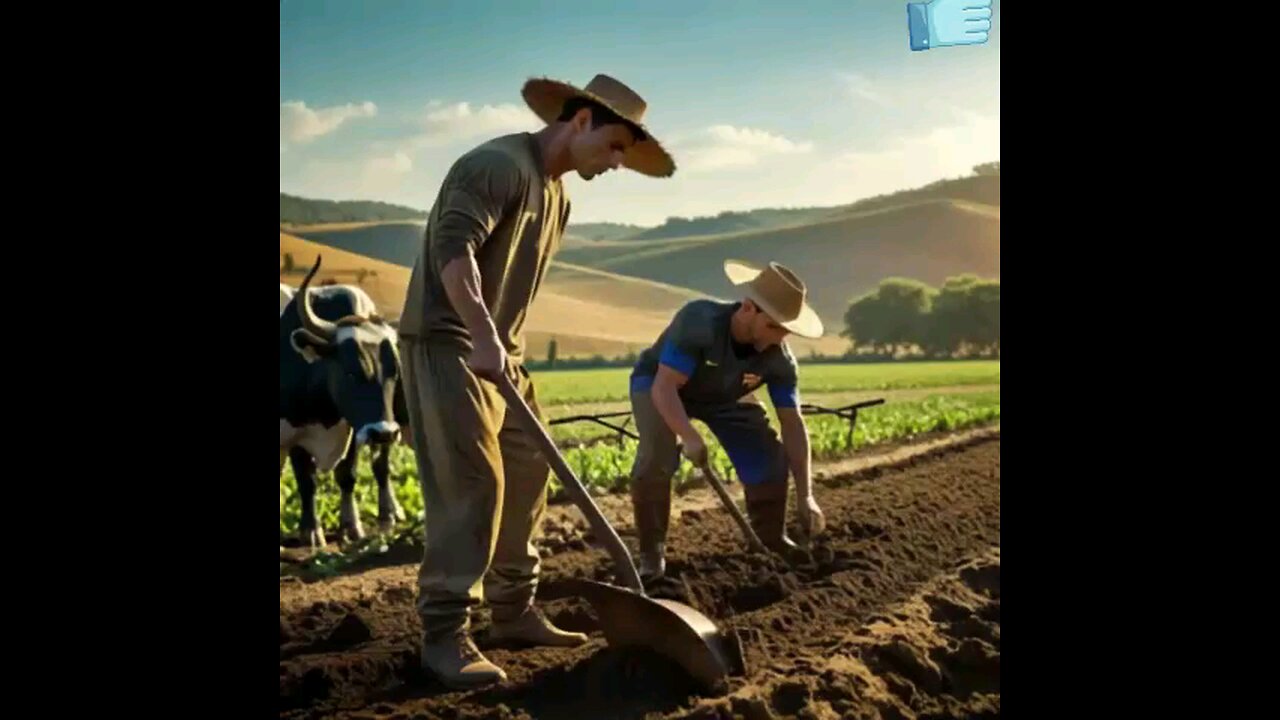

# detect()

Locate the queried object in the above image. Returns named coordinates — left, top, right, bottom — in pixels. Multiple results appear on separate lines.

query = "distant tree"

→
left=918, top=313, right=953, bottom=358
left=842, top=278, right=934, bottom=356
left=877, top=279, right=934, bottom=355
left=968, top=279, right=1000, bottom=356
left=973, top=162, right=1000, bottom=176
left=921, top=275, right=999, bottom=357
left=841, top=290, right=878, bottom=353
left=547, top=338, right=558, bottom=368
left=923, top=276, right=978, bottom=357
left=279, top=193, right=427, bottom=225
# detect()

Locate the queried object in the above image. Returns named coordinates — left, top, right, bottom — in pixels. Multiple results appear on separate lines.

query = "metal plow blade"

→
left=496, top=372, right=743, bottom=693
left=559, top=577, right=744, bottom=693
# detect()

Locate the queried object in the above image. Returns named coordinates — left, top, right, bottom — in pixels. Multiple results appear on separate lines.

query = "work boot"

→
left=744, top=480, right=800, bottom=556
left=632, top=483, right=672, bottom=583
left=420, top=629, right=507, bottom=689
left=489, top=605, right=588, bottom=647
left=638, top=541, right=666, bottom=584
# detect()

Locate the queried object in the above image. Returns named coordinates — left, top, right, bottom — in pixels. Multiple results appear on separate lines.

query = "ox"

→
left=280, top=257, right=408, bottom=548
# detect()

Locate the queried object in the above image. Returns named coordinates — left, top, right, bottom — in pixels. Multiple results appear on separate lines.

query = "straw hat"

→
left=723, top=259, right=824, bottom=339
left=521, top=73, right=675, bottom=178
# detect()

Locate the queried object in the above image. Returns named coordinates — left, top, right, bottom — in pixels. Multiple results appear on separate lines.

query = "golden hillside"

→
left=281, top=233, right=847, bottom=359
left=557, top=199, right=1001, bottom=324
left=280, top=232, right=411, bottom=320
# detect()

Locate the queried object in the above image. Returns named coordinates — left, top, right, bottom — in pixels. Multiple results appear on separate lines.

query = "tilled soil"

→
left=280, top=433, right=1000, bottom=719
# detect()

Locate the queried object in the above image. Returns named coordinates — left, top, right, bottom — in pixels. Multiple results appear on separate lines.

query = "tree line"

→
left=280, top=193, right=425, bottom=225
left=529, top=270, right=1000, bottom=371
left=842, top=275, right=999, bottom=358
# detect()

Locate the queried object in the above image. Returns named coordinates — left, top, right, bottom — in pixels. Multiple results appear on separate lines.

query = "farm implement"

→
left=504, top=382, right=887, bottom=689
left=549, top=397, right=885, bottom=553
left=549, top=398, right=886, bottom=447
left=497, top=372, right=743, bottom=691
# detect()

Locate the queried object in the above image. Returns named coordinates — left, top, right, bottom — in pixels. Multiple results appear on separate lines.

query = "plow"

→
left=280, top=374, right=1006, bottom=719
left=512, top=383, right=889, bottom=692
left=548, top=398, right=886, bottom=448
left=280, top=423, right=1001, bottom=719
left=496, top=372, right=743, bottom=692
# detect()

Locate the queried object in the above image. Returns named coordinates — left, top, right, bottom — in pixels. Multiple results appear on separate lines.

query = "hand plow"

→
left=495, top=372, right=744, bottom=693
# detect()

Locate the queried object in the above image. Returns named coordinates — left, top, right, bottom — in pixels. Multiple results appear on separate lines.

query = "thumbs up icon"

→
left=908, top=0, right=993, bottom=51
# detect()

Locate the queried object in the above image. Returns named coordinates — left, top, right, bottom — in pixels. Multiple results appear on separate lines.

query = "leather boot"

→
left=632, top=481, right=672, bottom=584
left=420, top=629, right=507, bottom=689
left=744, top=480, right=799, bottom=556
left=488, top=605, right=588, bottom=647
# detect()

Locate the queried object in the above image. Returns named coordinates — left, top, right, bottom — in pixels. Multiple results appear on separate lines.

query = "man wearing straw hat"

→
left=397, top=73, right=675, bottom=688
left=627, top=259, right=828, bottom=583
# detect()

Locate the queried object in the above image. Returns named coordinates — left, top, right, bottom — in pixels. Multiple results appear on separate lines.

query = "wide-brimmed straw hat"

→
left=723, top=259, right=825, bottom=339
left=521, top=73, right=675, bottom=178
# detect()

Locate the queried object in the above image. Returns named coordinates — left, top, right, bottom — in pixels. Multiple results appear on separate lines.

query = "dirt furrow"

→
left=280, top=434, right=1000, bottom=719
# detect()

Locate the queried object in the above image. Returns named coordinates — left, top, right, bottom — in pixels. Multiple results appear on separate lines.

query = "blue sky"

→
left=281, top=0, right=999, bottom=226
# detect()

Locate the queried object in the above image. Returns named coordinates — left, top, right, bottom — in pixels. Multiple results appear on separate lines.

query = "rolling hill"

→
left=562, top=222, right=646, bottom=242
left=281, top=232, right=846, bottom=358
left=281, top=169, right=997, bottom=243
left=289, top=221, right=426, bottom=267
left=557, top=198, right=1000, bottom=324
left=280, top=232, right=412, bottom=321
left=280, top=193, right=426, bottom=225
left=581, top=172, right=1000, bottom=243
left=281, top=169, right=998, bottom=355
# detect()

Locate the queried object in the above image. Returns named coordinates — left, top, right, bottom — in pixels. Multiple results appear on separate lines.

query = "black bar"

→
left=800, top=399, right=885, bottom=414
left=549, top=410, right=635, bottom=425
left=548, top=412, right=640, bottom=441
left=544, top=398, right=886, bottom=447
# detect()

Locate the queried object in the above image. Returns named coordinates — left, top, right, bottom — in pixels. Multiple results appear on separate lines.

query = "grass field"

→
left=280, top=361, right=1000, bottom=539
left=532, top=360, right=1000, bottom=406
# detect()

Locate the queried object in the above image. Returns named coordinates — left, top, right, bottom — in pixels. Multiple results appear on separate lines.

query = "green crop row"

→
left=532, top=360, right=1000, bottom=406
left=280, top=391, right=998, bottom=540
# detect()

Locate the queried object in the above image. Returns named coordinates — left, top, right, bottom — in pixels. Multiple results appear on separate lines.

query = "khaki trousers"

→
left=399, top=338, right=550, bottom=640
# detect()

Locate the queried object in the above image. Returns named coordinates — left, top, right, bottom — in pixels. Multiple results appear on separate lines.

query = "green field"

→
left=532, top=360, right=1000, bottom=406
left=553, top=390, right=1000, bottom=495
left=281, top=361, right=1000, bottom=542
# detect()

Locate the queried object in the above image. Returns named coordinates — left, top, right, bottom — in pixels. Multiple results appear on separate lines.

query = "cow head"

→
left=289, top=257, right=402, bottom=447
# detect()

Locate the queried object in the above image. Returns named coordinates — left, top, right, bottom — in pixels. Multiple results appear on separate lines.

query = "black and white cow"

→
left=280, top=257, right=408, bottom=548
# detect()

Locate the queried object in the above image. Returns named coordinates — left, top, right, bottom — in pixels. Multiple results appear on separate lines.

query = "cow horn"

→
left=296, top=256, right=337, bottom=340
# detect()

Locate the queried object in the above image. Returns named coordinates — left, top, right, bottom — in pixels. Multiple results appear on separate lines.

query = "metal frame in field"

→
left=549, top=399, right=887, bottom=449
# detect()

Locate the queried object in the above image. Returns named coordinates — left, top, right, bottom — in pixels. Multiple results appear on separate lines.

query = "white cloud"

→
left=283, top=148, right=419, bottom=204
left=365, top=150, right=412, bottom=175
left=830, top=110, right=999, bottom=191
left=839, top=72, right=892, bottom=107
left=411, top=101, right=541, bottom=148
left=680, top=146, right=761, bottom=173
left=706, top=125, right=813, bottom=153
left=678, top=125, right=813, bottom=173
left=280, top=100, right=377, bottom=144
left=863, top=110, right=996, bottom=160
left=359, top=151, right=415, bottom=197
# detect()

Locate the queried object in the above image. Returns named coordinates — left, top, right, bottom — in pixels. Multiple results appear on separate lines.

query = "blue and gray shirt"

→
left=631, top=300, right=800, bottom=410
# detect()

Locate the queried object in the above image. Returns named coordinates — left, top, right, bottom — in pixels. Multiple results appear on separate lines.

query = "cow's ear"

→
left=290, top=328, right=334, bottom=363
